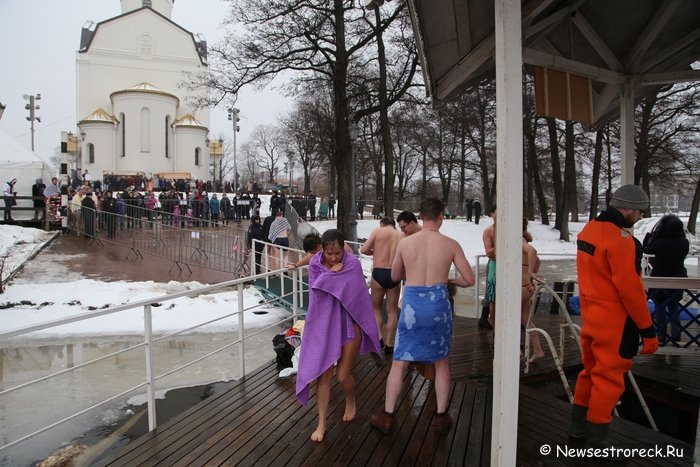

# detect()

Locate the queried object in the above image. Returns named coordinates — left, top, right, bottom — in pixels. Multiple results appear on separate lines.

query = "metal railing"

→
left=0, top=266, right=307, bottom=454
left=65, top=204, right=248, bottom=275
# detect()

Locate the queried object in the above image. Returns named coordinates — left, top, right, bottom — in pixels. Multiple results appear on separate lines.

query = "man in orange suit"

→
left=570, top=184, right=659, bottom=449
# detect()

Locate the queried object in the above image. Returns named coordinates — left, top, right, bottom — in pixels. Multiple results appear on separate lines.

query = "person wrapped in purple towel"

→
left=296, top=229, right=381, bottom=442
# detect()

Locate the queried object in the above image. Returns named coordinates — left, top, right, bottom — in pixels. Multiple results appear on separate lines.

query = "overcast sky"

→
left=0, top=0, right=292, bottom=162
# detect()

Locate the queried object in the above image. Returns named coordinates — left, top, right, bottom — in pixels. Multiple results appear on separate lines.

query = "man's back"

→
left=397, top=231, right=458, bottom=286
left=364, top=226, right=402, bottom=268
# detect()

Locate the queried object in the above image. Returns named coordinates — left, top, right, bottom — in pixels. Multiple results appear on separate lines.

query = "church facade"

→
left=73, top=0, right=211, bottom=184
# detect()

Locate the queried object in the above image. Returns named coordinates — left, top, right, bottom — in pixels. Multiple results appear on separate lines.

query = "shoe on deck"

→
left=370, top=410, right=394, bottom=435
left=432, top=412, right=452, bottom=435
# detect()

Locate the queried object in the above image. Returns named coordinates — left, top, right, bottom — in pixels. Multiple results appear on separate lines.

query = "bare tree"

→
left=247, top=125, right=285, bottom=183
left=190, top=0, right=414, bottom=235
left=279, top=97, right=328, bottom=194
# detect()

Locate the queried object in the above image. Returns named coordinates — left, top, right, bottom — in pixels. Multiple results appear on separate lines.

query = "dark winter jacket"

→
left=247, top=222, right=265, bottom=249
left=643, top=216, right=689, bottom=278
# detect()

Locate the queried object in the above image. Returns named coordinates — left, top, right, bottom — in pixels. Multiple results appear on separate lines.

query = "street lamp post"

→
left=228, top=108, right=240, bottom=193
left=24, top=93, right=41, bottom=151
left=287, top=151, right=295, bottom=194
left=348, top=122, right=360, bottom=244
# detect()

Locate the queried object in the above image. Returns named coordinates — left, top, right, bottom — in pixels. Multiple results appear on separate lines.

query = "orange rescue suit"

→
left=573, top=209, right=656, bottom=424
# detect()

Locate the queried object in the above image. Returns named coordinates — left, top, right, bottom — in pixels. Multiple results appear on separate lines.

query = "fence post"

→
left=250, top=239, right=256, bottom=276
left=475, top=255, right=483, bottom=317
left=143, top=304, right=157, bottom=431
left=292, top=268, right=299, bottom=324
left=237, top=283, right=245, bottom=376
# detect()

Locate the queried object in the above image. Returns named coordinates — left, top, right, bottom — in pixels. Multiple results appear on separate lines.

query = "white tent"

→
left=0, top=129, right=54, bottom=213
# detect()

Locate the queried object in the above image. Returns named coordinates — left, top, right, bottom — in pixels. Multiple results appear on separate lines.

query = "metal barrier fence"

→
left=0, top=267, right=304, bottom=458
left=67, top=202, right=248, bottom=275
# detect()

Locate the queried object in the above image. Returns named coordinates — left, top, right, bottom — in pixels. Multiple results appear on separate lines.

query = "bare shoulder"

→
left=441, top=234, right=463, bottom=250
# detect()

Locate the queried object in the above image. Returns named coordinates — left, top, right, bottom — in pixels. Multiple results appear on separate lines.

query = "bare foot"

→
left=343, top=396, right=356, bottom=422
left=311, top=425, right=325, bottom=442
left=528, top=352, right=545, bottom=364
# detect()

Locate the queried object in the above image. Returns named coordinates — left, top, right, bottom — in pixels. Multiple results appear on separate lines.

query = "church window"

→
left=88, top=143, right=95, bottom=164
left=141, top=107, right=150, bottom=152
left=195, top=148, right=200, bottom=166
left=119, top=113, right=126, bottom=157
left=140, top=35, right=153, bottom=57
left=165, top=116, right=171, bottom=158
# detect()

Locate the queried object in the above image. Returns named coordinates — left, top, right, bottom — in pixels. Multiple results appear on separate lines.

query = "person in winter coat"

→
left=3, top=178, right=17, bottom=222
left=472, top=198, right=482, bottom=225
left=643, top=214, right=690, bottom=343
left=569, top=185, right=658, bottom=451
left=220, top=194, right=231, bottom=225
left=209, top=194, right=221, bottom=226
left=102, top=190, right=119, bottom=238
left=81, top=193, right=97, bottom=237
left=247, top=215, right=266, bottom=274
left=32, top=178, right=46, bottom=220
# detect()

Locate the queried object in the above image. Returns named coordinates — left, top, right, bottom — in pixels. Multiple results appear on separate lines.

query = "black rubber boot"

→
left=585, top=421, right=626, bottom=463
left=478, top=303, right=493, bottom=329
left=568, top=404, right=587, bottom=448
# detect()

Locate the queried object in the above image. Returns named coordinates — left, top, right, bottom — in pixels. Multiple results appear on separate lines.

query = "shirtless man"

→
left=480, top=205, right=497, bottom=329
left=370, top=198, right=475, bottom=436
left=396, top=211, right=422, bottom=236
left=361, top=217, right=403, bottom=353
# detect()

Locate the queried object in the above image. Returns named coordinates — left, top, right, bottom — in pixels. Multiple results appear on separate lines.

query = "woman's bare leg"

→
left=311, top=368, right=334, bottom=442
left=336, top=323, right=362, bottom=421
left=521, top=286, right=545, bottom=362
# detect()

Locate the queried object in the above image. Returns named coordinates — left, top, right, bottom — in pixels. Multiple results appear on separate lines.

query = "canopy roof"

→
left=408, top=0, right=700, bottom=127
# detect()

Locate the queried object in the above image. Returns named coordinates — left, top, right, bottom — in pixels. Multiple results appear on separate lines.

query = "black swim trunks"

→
left=372, top=268, right=400, bottom=290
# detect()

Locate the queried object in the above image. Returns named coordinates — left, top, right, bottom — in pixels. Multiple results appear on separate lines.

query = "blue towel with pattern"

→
left=394, top=284, right=452, bottom=363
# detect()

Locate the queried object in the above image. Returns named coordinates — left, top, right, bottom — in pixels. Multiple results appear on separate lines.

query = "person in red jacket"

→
left=570, top=184, right=659, bottom=450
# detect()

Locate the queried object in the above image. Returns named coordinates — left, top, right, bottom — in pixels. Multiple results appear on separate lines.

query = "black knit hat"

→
left=609, top=184, right=649, bottom=211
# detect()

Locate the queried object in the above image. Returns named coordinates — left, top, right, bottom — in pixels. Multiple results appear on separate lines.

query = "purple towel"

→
left=295, top=250, right=380, bottom=405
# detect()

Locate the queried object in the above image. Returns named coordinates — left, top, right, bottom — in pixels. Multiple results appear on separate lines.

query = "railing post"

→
left=292, top=267, right=299, bottom=324
left=475, top=255, right=483, bottom=318
left=265, top=245, right=270, bottom=289
left=143, top=304, right=157, bottom=431
left=250, top=239, right=256, bottom=276
left=237, top=283, right=245, bottom=376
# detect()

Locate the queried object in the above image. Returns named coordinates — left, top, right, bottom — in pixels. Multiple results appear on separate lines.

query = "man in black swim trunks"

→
left=361, top=217, right=403, bottom=354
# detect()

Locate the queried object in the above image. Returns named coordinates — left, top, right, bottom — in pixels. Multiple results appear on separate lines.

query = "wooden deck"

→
left=98, top=316, right=694, bottom=466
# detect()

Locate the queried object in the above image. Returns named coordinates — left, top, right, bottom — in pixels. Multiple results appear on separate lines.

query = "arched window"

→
left=165, top=116, right=171, bottom=158
left=88, top=143, right=95, bottom=164
left=119, top=113, right=126, bottom=157
left=195, top=148, right=200, bottom=166
left=141, top=107, right=150, bottom=152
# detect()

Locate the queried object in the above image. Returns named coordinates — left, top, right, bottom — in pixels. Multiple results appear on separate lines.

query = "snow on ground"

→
left=1, top=211, right=697, bottom=338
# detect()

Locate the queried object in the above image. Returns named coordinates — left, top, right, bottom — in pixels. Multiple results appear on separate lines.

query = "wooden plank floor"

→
left=98, top=316, right=694, bottom=466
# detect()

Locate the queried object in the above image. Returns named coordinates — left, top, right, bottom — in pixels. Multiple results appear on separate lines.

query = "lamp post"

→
left=207, top=137, right=224, bottom=191
left=227, top=107, right=240, bottom=193
left=287, top=151, right=295, bottom=194
left=23, top=93, right=41, bottom=151
left=348, top=122, right=360, bottom=244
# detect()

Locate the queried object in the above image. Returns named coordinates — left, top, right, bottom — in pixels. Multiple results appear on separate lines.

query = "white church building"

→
left=71, top=0, right=211, bottom=185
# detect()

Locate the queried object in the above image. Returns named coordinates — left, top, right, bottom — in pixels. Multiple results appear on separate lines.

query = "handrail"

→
left=0, top=266, right=301, bottom=454
left=474, top=252, right=578, bottom=316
